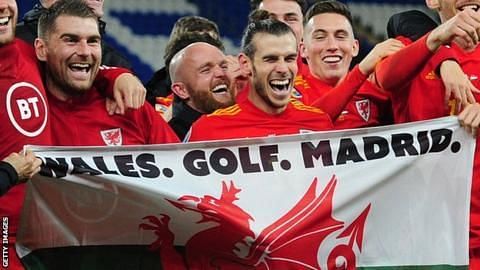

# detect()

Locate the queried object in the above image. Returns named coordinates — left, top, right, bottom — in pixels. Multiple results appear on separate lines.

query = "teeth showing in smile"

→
left=459, top=4, right=480, bottom=11
left=212, top=84, right=228, bottom=93
left=0, top=17, right=10, bottom=26
left=323, top=56, right=342, bottom=63
left=70, top=63, right=91, bottom=73
left=270, top=79, right=290, bottom=91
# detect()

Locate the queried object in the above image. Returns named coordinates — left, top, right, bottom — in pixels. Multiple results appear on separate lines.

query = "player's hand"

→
left=105, top=98, right=120, bottom=115
left=458, top=102, right=480, bottom=137
left=110, top=73, right=146, bottom=115
left=358, top=38, right=404, bottom=76
left=225, top=54, right=250, bottom=96
left=427, top=9, right=480, bottom=51
left=3, top=150, right=42, bottom=182
left=440, top=60, right=479, bottom=109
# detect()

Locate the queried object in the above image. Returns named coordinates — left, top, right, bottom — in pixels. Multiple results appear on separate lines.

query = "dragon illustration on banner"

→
left=139, top=175, right=371, bottom=269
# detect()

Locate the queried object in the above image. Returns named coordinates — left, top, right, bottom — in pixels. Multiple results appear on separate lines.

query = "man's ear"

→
left=238, top=53, right=252, bottom=76
left=171, top=82, right=189, bottom=100
left=352, top=39, right=360, bottom=58
left=34, top=38, right=47, bottom=61
left=299, top=41, right=308, bottom=59
left=425, top=0, right=440, bottom=10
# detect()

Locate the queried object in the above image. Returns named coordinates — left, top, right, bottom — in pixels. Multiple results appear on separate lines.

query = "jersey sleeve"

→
left=142, top=102, right=180, bottom=144
left=375, top=34, right=432, bottom=92
left=311, top=65, right=367, bottom=120
left=94, top=66, right=132, bottom=98
left=429, top=45, right=458, bottom=75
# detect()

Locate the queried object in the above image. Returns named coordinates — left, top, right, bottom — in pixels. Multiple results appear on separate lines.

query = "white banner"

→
left=17, top=117, right=475, bottom=269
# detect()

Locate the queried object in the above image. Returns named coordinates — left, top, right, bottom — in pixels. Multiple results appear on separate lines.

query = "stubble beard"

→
left=188, top=87, right=234, bottom=114
left=252, top=67, right=284, bottom=109
left=46, top=67, right=95, bottom=98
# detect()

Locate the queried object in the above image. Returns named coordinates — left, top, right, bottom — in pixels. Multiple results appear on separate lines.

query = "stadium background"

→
left=16, top=0, right=432, bottom=83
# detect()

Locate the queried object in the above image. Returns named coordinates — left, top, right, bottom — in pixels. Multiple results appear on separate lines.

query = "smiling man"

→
left=167, top=41, right=235, bottom=140
left=294, top=1, right=404, bottom=129
left=0, top=0, right=148, bottom=268
left=187, top=19, right=333, bottom=142
left=35, top=0, right=178, bottom=146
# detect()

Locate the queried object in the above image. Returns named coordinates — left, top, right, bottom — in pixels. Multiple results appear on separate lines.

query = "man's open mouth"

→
left=322, top=55, right=342, bottom=64
left=212, top=83, right=228, bottom=94
left=458, top=3, right=480, bottom=11
left=0, top=16, right=11, bottom=26
left=270, top=79, right=290, bottom=92
left=69, top=63, right=92, bottom=74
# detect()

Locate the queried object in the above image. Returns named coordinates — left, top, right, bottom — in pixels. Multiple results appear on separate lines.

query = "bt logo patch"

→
left=6, top=82, right=48, bottom=137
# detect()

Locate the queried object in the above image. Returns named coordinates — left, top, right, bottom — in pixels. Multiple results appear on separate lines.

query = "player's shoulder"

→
left=191, top=104, right=243, bottom=132
left=290, top=99, right=326, bottom=115
left=207, top=103, right=242, bottom=117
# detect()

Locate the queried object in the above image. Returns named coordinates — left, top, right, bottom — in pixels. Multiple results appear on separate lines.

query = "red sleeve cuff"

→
left=431, top=45, right=458, bottom=73
left=95, top=66, right=132, bottom=98
left=348, top=65, right=369, bottom=86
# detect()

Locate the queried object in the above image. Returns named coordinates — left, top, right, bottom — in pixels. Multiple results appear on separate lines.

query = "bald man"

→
left=168, top=42, right=236, bottom=140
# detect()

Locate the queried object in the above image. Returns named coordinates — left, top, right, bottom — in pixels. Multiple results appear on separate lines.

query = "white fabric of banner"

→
left=16, top=116, right=475, bottom=268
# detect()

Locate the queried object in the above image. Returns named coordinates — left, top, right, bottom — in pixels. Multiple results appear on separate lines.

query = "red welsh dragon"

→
left=139, top=175, right=371, bottom=269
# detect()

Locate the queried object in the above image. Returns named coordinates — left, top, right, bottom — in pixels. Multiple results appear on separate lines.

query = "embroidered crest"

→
left=100, top=128, right=122, bottom=146
left=355, top=99, right=370, bottom=122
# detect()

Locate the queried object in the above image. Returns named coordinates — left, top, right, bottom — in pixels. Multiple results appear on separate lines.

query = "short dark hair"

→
left=305, top=0, right=353, bottom=27
left=247, top=9, right=272, bottom=24
left=169, top=16, right=220, bottom=41
left=164, top=32, right=224, bottom=70
left=250, top=0, right=308, bottom=15
left=241, top=18, right=295, bottom=59
left=38, top=0, right=97, bottom=39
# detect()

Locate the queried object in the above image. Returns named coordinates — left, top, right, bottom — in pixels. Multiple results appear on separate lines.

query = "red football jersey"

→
left=0, top=40, right=140, bottom=270
left=187, top=97, right=333, bottom=142
left=0, top=39, right=52, bottom=270
left=49, top=88, right=179, bottom=146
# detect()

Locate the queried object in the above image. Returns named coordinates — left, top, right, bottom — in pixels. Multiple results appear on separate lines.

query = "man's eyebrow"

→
left=285, top=12, right=300, bottom=17
left=198, top=62, right=214, bottom=70
left=59, top=33, right=79, bottom=39
left=59, top=33, right=101, bottom=40
left=312, top=29, right=327, bottom=35
left=262, top=54, right=278, bottom=59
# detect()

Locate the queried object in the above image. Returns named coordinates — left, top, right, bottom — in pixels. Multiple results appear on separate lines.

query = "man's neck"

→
left=46, top=79, right=71, bottom=101
left=310, top=72, right=343, bottom=87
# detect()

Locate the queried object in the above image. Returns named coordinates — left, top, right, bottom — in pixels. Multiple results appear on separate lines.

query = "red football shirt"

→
left=49, top=88, right=179, bottom=146
left=187, top=97, right=333, bottom=142
left=0, top=39, right=52, bottom=270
